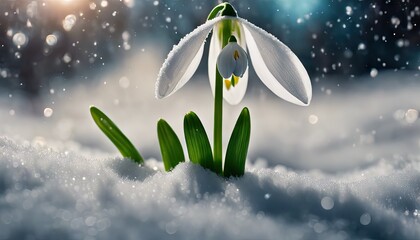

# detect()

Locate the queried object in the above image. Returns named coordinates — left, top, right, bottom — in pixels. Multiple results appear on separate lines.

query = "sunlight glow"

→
left=46, top=0, right=84, bottom=8
left=276, top=0, right=319, bottom=16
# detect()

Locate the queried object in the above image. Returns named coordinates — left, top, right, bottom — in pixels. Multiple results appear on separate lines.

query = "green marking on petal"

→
left=90, top=106, right=144, bottom=164
left=231, top=75, right=239, bottom=87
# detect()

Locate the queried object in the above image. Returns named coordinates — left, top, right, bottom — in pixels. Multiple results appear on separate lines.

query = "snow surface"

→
left=1, top=49, right=420, bottom=239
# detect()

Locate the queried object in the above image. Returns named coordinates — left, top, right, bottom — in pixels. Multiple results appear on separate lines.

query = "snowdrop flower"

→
left=156, top=2, right=312, bottom=106
left=216, top=36, right=248, bottom=91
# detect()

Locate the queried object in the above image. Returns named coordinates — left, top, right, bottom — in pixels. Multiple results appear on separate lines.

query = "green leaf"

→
left=224, top=107, right=251, bottom=178
left=184, top=112, right=214, bottom=171
left=90, top=106, right=143, bottom=164
left=157, top=119, right=185, bottom=171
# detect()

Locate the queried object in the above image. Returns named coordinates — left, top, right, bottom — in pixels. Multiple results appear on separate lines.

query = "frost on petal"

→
left=239, top=19, right=312, bottom=106
left=156, top=17, right=226, bottom=99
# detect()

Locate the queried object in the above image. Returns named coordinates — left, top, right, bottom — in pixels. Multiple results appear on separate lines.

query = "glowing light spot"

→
left=44, top=108, right=53, bottom=118
left=153, top=1, right=159, bottom=6
left=12, top=32, right=28, bottom=47
left=85, top=216, right=96, bottom=227
left=308, top=114, right=319, bottom=125
left=391, top=17, right=400, bottom=27
left=321, top=197, right=334, bottom=210
left=313, top=222, right=326, bottom=233
left=0, top=70, right=7, bottom=78
left=89, top=2, right=97, bottom=10
left=276, top=0, right=319, bottom=16
left=122, top=31, right=130, bottom=41
left=46, top=34, right=58, bottom=46
left=345, top=6, right=353, bottom=15
left=63, top=14, right=77, bottom=31
left=119, top=77, right=130, bottom=89
left=360, top=213, right=371, bottom=225
left=370, top=68, right=378, bottom=78
left=63, top=53, right=72, bottom=63
left=405, top=109, right=418, bottom=123
left=124, top=0, right=134, bottom=8
left=165, top=221, right=177, bottom=235
left=101, top=0, right=108, bottom=8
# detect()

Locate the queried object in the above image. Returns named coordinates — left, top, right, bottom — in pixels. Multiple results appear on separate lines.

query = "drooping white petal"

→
left=239, top=18, right=312, bottom=106
left=156, top=16, right=227, bottom=99
left=208, top=17, right=248, bottom=105
left=208, top=23, right=223, bottom=98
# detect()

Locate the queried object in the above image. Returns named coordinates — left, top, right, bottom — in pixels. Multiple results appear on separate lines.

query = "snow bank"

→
left=1, top=136, right=420, bottom=240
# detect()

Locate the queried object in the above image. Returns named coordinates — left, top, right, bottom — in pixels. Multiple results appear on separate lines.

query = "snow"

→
left=1, top=49, right=420, bottom=239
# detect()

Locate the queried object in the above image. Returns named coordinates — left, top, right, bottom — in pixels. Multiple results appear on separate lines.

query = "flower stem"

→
left=214, top=68, right=223, bottom=175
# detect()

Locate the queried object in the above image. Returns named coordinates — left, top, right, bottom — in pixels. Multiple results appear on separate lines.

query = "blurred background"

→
left=0, top=0, right=418, bottom=100
left=0, top=0, right=419, bottom=172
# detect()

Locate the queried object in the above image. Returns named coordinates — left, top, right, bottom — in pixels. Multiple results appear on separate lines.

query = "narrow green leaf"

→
left=90, top=106, right=143, bottom=164
left=224, top=107, right=251, bottom=178
left=184, top=112, right=214, bottom=171
left=157, top=119, right=185, bottom=171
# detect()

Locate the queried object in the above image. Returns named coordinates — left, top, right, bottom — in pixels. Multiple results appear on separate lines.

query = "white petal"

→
left=208, top=18, right=248, bottom=105
left=224, top=68, right=248, bottom=105
left=233, top=44, right=248, bottom=77
left=216, top=43, right=236, bottom=79
left=156, top=17, right=226, bottom=99
left=239, top=18, right=312, bottom=106
left=208, top=23, right=222, bottom=98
